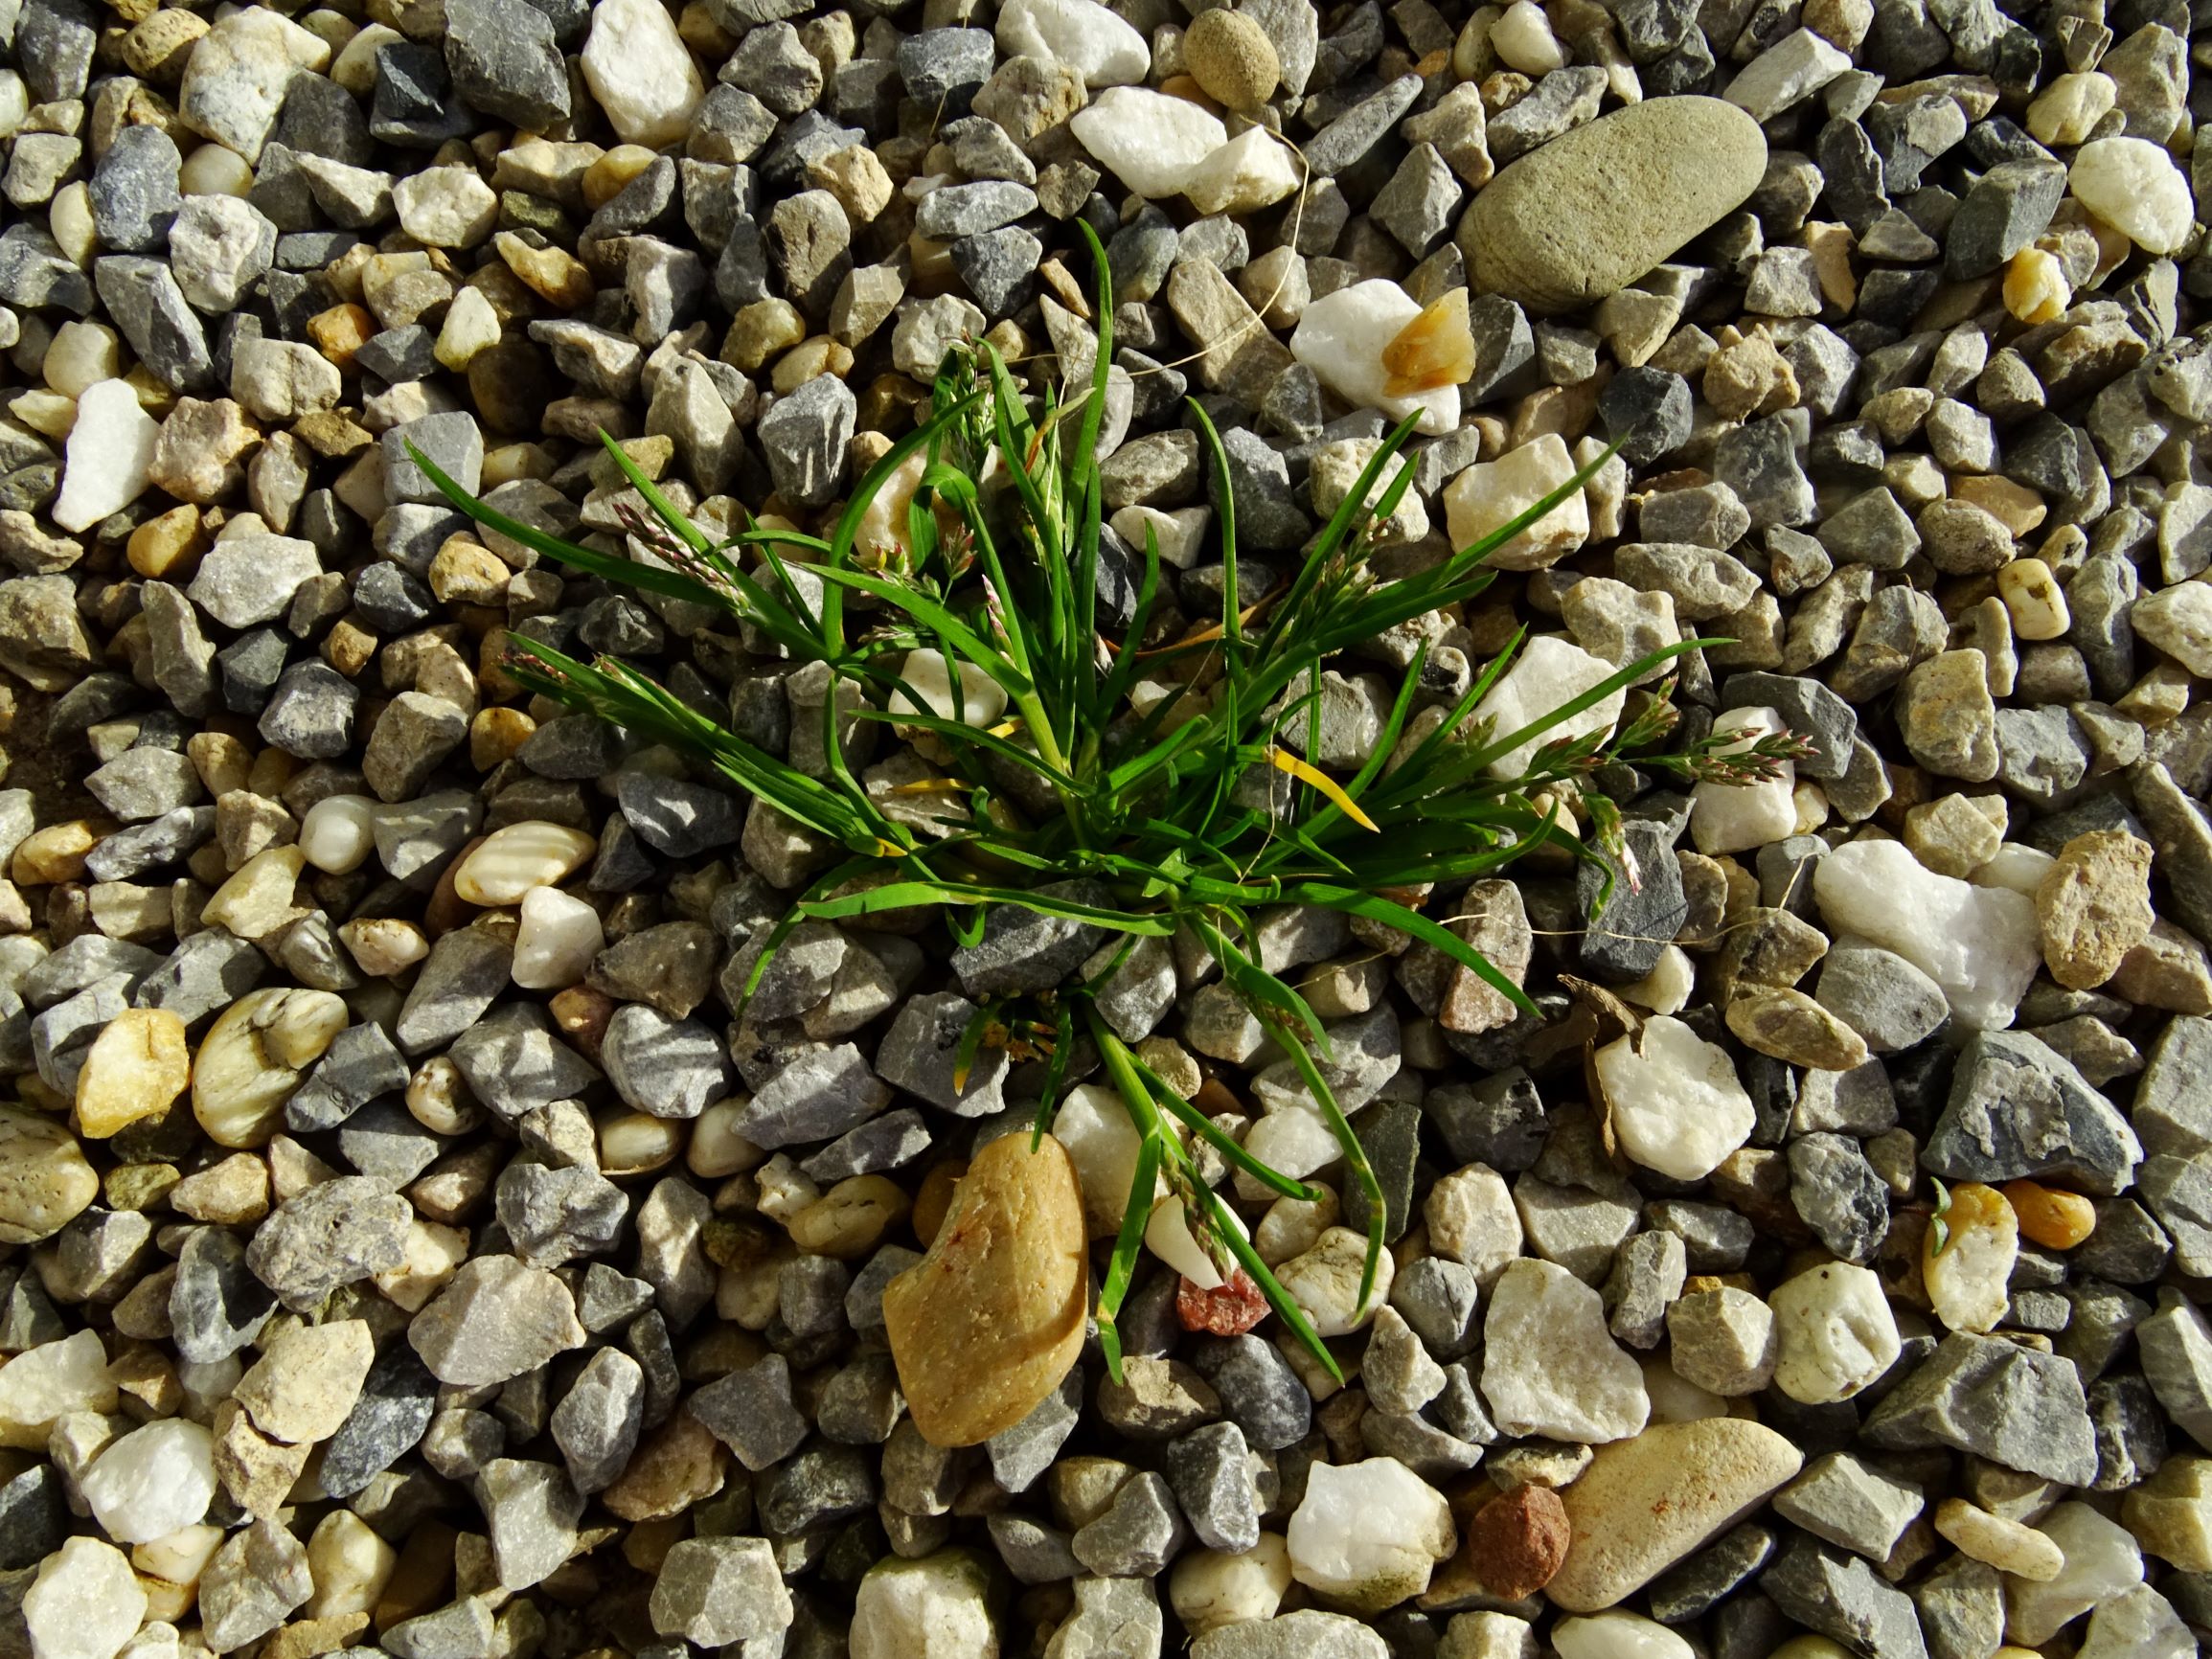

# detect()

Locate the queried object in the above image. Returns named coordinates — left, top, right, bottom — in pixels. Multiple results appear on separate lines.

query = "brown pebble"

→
left=883, top=1133, right=1086, bottom=1446
left=1465, top=1482, right=1570, bottom=1600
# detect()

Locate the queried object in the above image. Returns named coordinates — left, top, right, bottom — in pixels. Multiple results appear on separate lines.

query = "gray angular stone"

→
left=1070, top=1470, right=1185, bottom=1579
left=1192, top=1335, right=1310, bottom=1451
left=286, top=1019, right=409, bottom=1132
left=1163, top=1421, right=1261, bottom=1553
left=1864, top=1330, right=2099, bottom=1485
left=876, top=990, right=1010, bottom=1115
left=448, top=1002, right=601, bottom=1122
left=1788, top=1131, right=1889, bottom=1262
left=95, top=256, right=212, bottom=391
left=738, top=1041, right=889, bottom=1147
left=396, top=927, right=513, bottom=1056
left=1772, top=1451, right=1924, bottom=1559
left=89, top=125, right=181, bottom=255
left=691, top=1353, right=810, bottom=1472
left=170, top=1224, right=278, bottom=1363
left=601, top=1005, right=728, bottom=1121
left=200, top=1518, right=312, bottom=1651
left=2139, top=1293, right=2212, bottom=1452
left=497, top=1163, right=628, bottom=1267
left=245, top=1176, right=411, bottom=1309
left=1759, top=1536, right=1929, bottom=1659
left=613, top=771, right=742, bottom=856
left=989, top=1363, right=1083, bottom=1493
left=322, top=1343, right=439, bottom=1498
left=1924, top=1030, right=2142, bottom=1195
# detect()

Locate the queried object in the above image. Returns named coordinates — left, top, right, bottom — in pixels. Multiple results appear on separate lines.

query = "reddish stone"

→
left=1177, top=1269, right=1268, bottom=1336
left=1464, top=1483, right=1570, bottom=1600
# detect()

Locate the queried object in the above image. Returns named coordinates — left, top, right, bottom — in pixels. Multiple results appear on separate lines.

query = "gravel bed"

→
left=0, top=0, right=2210, bottom=1655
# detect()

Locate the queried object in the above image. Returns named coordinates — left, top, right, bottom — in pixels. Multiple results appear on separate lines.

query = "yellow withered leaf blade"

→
left=1267, top=747, right=1379, bottom=831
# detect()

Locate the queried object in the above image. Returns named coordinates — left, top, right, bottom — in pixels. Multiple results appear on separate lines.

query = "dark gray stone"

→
left=1863, top=1330, right=2099, bottom=1485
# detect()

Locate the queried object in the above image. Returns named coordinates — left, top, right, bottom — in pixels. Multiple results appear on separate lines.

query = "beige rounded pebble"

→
left=1996, top=556, right=2069, bottom=640
left=883, top=1130, right=1087, bottom=1446
left=1182, top=8, right=1281, bottom=109
left=340, top=916, right=429, bottom=977
left=2003, top=246, right=2070, bottom=325
left=1933, top=1496, right=2064, bottom=1579
left=200, top=844, right=307, bottom=939
left=1546, top=1419, right=1804, bottom=1611
left=788, top=1175, right=910, bottom=1259
left=0, top=1106, right=100, bottom=1245
left=453, top=821, right=598, bottom=906
left=179, top=143, right=255, bottom=195
left=75, top=1007, right=191, bottom=1140
left=1923, top=1181, right=2018, bottom=1334
left=193, top=987, right=350, bottom=1148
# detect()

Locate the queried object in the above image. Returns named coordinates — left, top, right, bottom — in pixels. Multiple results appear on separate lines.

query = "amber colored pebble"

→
left=2002, top=1179, right=2096, bottom=1250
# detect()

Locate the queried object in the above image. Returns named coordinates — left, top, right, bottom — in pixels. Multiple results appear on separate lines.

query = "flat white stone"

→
left=513, top=885, right=604, bottom=991
left=80, top=1418, right=217, bottom=1545
left=1290, top=280, right=1461, bottom=437
left=1287, top=1458, right=1455, bottom=1609
left=1482, top=1258, right=1650, bottom=1443
left=581, top=0, right=705, bottom=149
left=1183, top=128, right=1302, bottom=216
left=1595, top=1014, right=1756, bottom=1181
left=2008, top=1503, right=2144, bottom=1647
left=1814, top=836, right=2041, bottom=1030
left=298, top=794, right=377, bottom=875
left=1689, top=706, right=1799, bottom=854
left=1443, top=433, right=1588, bottom=567
left=996, top=0, right=1150, bottom=85
left=53, top=380, right=158, bottom=534
left=23, top=1537, right=146, bottom=1659
left=2070, top=137, right=2194, bottom=255
left=1070, top=87, right=1226, bottom=199
left=1554, top=1611, right=1697, bottom=1659
left=1145, top=1193, right=1246, bottom=1289
left=1768, top=1261, right=1900, bottom=1404
left=886, top=648, right=1009, bottom=728
left=1469, top=634, right=1625, bottom=779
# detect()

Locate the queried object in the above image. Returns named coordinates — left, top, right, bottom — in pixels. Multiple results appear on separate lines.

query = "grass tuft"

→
left=411, top=223, right=1813, bottom=1382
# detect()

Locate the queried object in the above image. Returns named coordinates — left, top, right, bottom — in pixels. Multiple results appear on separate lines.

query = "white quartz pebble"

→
left=1814, top=836, right=2041, bottom=1030
left=512, top=885, right=604, bottom=990
left=886, top=648, right=1009, bottom=728
left=1594, top=1014, right=1756, bottom=1181
left=995, top=0, right=1150, bottom=85
left=580, top=0, right=705, bottom=148
left=1689, top=706, right=1798, bottom=854
left=1291, top=280, right=1462, bottom=438
left=2069, top=137, right=2194, bottom=255
left=1482, top=1258, right=1650, bottom=1442
left=23, top=1537, right=147, bottom=1659
left=1286, top=1458, right=1456, bottom=1612
left=80, top=1419, right=217, bottom=1545
left=53, top=380, right=159, bottom=534
left=1069, top=87, right=1226, bottom=199
left=1554, top=1612, right=1696, bottom=1659
left=299, top=794, right=377, bottom=874
left=453, top=821, right=598, bottom=906
left=1469, top=634, right=1625, bottom=780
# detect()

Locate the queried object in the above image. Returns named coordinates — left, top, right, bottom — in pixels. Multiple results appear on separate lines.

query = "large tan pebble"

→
left=193, top=987, right=350, bottom=1148
left=883, top=1130, right=1087, bottom=1446
left=75, top=1007, right=190, bottom=1139
left=1184, top=9, right=1280, bottom=109
left=452, top=820, right=598, bottom=906
left=1459, top=98, right=1767, bottom=313
left=1546, top=1419, right=1804, bottom=1611
left=0, top=1107, right=100, bottom=1245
